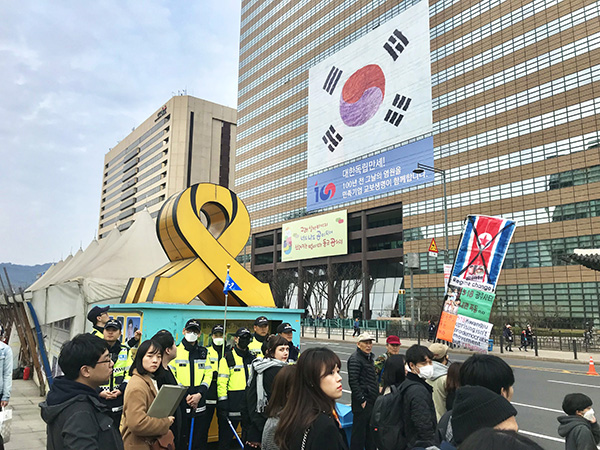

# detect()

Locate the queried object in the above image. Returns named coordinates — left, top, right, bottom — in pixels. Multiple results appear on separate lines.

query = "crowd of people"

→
left=34, top=308, right=600, bottom=450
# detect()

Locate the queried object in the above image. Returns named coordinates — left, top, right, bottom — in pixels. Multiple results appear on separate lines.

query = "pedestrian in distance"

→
left=274, top=347, right=348, bottom=450
left=261, top=365, right=296, bottom=450
left=427, top=343, right=450, bottom=421
left=558, top=393, right=600, bottom=450
left=374, top=335, right=401, bottom=390
left=244, top=334, right=290, bottom=449
left=347, top=332, right=378, bottom=450
left=151, top=329, right=186, bottom=450
left=450, top=385, right=518, bottom=447
left=428, top=320, right=437, bottom=341
left=444, top=362, right=462, bottom=412
left=402, top=344, right=439, bottom=449
left=98, top=319, right=131, bottom=428
left=380, top=354, right=406, bottom=395
left=459, top=428, right=544, bottom=450
left=519, top=327, right=529, bottom=351
left=503, top=324, right=514, bottom=352
left=121, top=340, right=175, bottom=450
left=40, top=333, right=124, bottom=450
left=352, top=318, right=360, bottom=337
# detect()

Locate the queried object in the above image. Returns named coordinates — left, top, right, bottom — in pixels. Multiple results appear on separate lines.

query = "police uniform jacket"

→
left=98, top=341, right=130, bottom=413
left=249, top=334, right=266, bottom=358
left=169, top=340, right=211, bottom=414
left=217, top=346, right=255, bottom=416
left=205, top=344, right=226, bottom=407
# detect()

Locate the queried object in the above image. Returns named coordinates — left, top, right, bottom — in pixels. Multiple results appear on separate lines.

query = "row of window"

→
left=240, top=0, right=283, bottom=29
left=238, top=169, right=306, bottom=198
left=247, top=188, right=305, bottom=214
left=238, top=116, right=307, bottom=156
left=431, top=0, right=507, bottom=40
left=236, top=151, right=306, bottom=187
left=239, top=78, right=306, bottom=124
left=236, top=133, right=306, bottom=171
left=434, top=33, right=600, bottom=110
left=238, top=97, right=306, bottom=140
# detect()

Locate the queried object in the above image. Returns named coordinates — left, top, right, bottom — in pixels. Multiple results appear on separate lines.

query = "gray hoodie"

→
left=557, top=415, right=600, bottom=450
left=427, top=361, right=449, bottom=421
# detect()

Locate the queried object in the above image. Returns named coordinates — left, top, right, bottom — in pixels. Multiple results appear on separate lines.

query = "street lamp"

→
left=413, top=163, right=450, bottom=264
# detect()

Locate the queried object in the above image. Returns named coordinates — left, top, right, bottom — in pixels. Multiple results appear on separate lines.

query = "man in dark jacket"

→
left=40, top=333, right=124, bottom=450
left=403, top=344, right=438, bottom=449
left=558, top=393, right=600, bottom=450
left=347, top=332, right=378, bottom=450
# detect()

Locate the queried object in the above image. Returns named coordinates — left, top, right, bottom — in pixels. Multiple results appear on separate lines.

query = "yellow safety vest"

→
left=169, top=342, right=211, bottom=390
left=90, top=328, right=103, bottom=338
left=217, top=348, right=254, bottom=415
left=205, top=345, right=223, bottom=405
left=248, top=336, right=265, bottom=358
left=99, top=345, right=130, bottom=413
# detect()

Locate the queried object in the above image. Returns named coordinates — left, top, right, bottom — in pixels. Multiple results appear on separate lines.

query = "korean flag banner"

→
left=450, top=215, right=517, bottom=293
left=307, top=0, right=433, bottom=174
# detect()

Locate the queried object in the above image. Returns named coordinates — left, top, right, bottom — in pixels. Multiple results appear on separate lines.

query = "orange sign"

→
left=429, top=238, right=439, bottom=253
left=436, top=312, right=457, bottom=342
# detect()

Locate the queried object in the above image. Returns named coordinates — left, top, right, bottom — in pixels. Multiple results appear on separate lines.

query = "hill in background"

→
left=0, top=262, right=54, bottom=291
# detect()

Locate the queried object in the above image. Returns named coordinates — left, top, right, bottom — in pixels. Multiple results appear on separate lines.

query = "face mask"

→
left=238, top=336, right=251, bottom=349
left=584, top=408, right=596, bottom=422
left=184, top=332, right=198, bottom=343
left=417, top=364, right=434, bottom=380
left=213, top=337, right=224, bottom=346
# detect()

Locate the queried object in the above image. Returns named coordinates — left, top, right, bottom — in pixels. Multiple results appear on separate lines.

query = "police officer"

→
left=218, top=327, right=255, bottom=450
left=98, top=319, right=130, bottom=427
left=197, top=324, right=227, bottom=448
left=249, top=316, right=269, bottom=358
left=277, top=322, right=300, bottom=362
left=87, top=305, right=110, bottom=338
left=170, top=319, right=211, bottom=450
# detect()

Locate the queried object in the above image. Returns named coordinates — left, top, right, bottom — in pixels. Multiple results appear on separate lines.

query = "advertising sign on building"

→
left=307, top=0, right=432, bottom=175
left=306, top=137, right=434, bottom=211
left=282, top=210, right=348, bottom=262
left=437, top=215, right=516, bottom=352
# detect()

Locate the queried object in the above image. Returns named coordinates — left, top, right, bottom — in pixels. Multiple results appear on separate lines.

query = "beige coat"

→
left=121, top=369, right=172, bottom=450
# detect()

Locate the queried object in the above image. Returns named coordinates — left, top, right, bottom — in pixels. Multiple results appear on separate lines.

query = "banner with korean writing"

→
left=436, top=215, right=516, bottom=352
left=282, top=210, right=348, bottom=262
left=306, top=136, right=434, bottom=211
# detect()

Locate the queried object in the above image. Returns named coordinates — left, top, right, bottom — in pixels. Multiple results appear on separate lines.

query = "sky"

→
left=0, top=1, right=242, bottom=265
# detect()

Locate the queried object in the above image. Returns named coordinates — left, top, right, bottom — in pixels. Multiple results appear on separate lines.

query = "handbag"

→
left=0, top=407, right=12, bottom=443
left=149, top=430, right=175, bottom=450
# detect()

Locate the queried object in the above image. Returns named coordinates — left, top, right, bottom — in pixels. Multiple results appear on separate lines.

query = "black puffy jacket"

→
left=347, top=348, right=378, bottom=409
left=402, top=373, right=438, bottom=449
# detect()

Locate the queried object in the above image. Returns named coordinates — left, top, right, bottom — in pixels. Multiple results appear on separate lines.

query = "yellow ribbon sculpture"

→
left=121, top=183, right=274, bottom=307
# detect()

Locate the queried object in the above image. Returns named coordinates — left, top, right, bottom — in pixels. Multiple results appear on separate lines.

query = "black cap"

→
left=87, top=306, right=109, bottom=323
left=211, top=324, right=224, bottom=334
left=104, top=319, right=122, bottom=330
left=184, top=319, right=201, bottom=332
left=235, top=327, right=251, bottom=337
left=254, top=316, right=269, bottom=326
left=277, top=322, right=296, bottom=333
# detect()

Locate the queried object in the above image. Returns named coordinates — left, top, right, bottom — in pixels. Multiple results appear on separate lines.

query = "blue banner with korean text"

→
left=306, top=136, right=434, bottom=211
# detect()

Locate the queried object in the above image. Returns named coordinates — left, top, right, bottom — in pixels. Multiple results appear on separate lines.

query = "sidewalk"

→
left=7, top=379, right=46, bottom=449
left=301, top=329, right=600, bottom=366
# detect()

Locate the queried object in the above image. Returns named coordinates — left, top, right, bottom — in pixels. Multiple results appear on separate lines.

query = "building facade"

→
left=98, top=96, right=236, bottom=238
left=236, top=0, right=600, bottom=325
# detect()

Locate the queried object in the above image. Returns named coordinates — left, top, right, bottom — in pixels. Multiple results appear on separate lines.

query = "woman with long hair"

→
left=445, top=361, right=462, bottom=411
left=244, top=334, right=290, bottom=448
left=381, top=354, right=406, bottom=395
left=121, top=340, right=174, bottom=450
left=262, top=365, right=296, bottom=450
left=275, top=347, right=347, bottom=450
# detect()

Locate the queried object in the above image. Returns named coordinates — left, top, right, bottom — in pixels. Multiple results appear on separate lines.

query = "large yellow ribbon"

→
left=121, top=183, right=274, bottom=307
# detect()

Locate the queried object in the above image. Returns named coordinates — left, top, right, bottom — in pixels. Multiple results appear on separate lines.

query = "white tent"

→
left=25, top=209, right=169, bottom=362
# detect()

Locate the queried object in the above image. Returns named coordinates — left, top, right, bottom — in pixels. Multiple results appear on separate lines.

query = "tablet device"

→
left=147, top=385, right=188, bottom=418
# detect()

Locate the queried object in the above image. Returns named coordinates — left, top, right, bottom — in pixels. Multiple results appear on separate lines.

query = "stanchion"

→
left=302, top=325, right=305, bottom=338
left=573, top=339, right=578, bottom=360
left=534, top=337, right=538, bottom=357
left=327, top=324, right=331, bottom=339
left=559, top=331, right=562, bottom=351
left=314, top=325, right=317, bottom=338
left=342, top=326, right=345, bottom=340
left=500, top=335, right=504, bottom=354
left=417, top=328, right=421, bottom=345
left=375, top=327, right=379, bottom=343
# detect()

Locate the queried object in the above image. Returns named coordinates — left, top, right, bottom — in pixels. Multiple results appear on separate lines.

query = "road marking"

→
left=548, top=380, right=600, bottom=389
left=512, top=402, right=563, bottom=413
left=519, top=430, right=564, bottom=443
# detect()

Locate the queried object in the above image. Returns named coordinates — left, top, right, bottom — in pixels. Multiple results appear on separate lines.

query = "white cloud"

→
left=0, top=0, right=241, bottom=264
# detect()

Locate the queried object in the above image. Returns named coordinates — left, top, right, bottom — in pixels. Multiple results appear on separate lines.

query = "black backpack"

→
left=370, top=384, right=409, bottom=450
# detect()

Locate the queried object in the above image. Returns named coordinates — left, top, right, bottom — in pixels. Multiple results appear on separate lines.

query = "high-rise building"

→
left=236, top=0, right=600, bottom=325
left=98, top=96, right=236, bottom=238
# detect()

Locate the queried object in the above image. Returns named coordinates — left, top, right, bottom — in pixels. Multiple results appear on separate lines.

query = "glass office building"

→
left=235, top=0, right=600, bottom=326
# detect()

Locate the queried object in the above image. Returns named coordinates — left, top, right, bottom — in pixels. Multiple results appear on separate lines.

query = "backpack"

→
left=370, top=384, right=408, bottom=450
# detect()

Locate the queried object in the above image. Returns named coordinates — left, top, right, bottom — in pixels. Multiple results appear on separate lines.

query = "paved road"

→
left=302, top=339, right=600, bottom=450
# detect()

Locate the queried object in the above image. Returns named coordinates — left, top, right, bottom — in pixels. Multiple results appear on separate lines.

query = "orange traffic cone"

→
left=587, top=356, right=599, bottom=376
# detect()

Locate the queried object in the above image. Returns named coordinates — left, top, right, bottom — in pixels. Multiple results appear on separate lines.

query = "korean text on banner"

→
left=282, top=210, right=348, bottom=262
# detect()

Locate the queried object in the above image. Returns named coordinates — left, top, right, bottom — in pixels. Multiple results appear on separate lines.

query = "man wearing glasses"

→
left=40, top=334, right=124, bottom=449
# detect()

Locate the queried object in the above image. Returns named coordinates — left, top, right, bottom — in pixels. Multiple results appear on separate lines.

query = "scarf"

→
left=249, top=358, right=287, bottom=413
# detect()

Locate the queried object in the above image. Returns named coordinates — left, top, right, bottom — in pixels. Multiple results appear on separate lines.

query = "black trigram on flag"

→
left=384, top=94, right=412, bottom=127
left=323, top=66, right=343, bottom=95
left=383, top=30, right=409, bottom=61
left=322, top=125, right=343, bottom=152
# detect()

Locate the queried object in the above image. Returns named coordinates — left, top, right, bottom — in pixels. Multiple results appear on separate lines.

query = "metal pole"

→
left=410, top=268, right=415, bottom=333
left=500, top=335, right=504, bottom=354
left=573, top=339, right=578, bottom=360
left=442, top=170, right=450, bottom=265
left=224, top=264, right=230, bottom=346
left=534, top=337, right=538, bottom=357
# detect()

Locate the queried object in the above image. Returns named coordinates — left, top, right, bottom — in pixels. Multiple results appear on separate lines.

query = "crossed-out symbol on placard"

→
left=121, top=183, right=275, bottom=307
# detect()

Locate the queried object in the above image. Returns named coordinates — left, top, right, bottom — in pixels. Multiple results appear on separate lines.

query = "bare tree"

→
left=311, top=263, right=364, bottom=319
left=256, top=270, right=297, bottom=309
